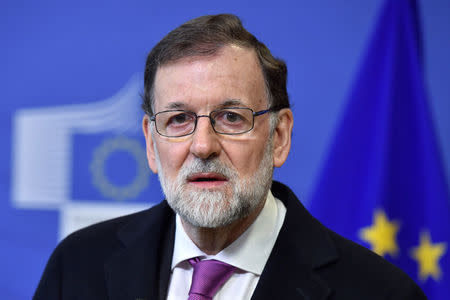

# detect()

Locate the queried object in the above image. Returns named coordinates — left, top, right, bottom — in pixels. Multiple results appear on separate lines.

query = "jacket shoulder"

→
left=320, top=226, right=427, bottom=299
left=33, top=200, right=172, bottom=300
left=271, top=181, right=426, bottom=299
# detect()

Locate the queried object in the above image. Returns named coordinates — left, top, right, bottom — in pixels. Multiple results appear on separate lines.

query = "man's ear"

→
left=142, top=115, right=158, bottom=173
left=272, top=108, right=294, bottom=168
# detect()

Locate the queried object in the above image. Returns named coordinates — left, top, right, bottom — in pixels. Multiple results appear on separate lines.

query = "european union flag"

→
left=309, top=0, right=449, bottom=298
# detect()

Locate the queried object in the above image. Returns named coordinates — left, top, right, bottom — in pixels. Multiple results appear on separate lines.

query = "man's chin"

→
left=171, top=192, right=240, bottom=228
left=180, top=209, right=240, bottom=229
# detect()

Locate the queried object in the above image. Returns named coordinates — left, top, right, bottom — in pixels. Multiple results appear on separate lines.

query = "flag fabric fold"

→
left=309, top=0, right=449, bottom=298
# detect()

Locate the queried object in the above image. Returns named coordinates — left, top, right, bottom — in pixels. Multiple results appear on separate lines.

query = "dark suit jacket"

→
left=33, top=181, right=426, bottom=300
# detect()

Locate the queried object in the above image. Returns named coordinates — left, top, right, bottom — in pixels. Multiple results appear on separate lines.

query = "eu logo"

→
left=11, top=75, right=163, bottom=240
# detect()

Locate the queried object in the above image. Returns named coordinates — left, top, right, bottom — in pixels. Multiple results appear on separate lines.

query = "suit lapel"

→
left=104, top=201, right=175, bottom=300
left=251, top=182, right=338, bottom=300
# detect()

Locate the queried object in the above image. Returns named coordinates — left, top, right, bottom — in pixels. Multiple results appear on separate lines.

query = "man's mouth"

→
left=187, top=173, right=228, bottom=187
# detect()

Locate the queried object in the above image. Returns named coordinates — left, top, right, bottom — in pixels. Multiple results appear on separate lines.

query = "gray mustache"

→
left=179, top=158, right=236, bottom=180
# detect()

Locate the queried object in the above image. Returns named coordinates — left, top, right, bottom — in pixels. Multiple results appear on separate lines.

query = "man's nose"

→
left=189, top=116, right=221, bottom=159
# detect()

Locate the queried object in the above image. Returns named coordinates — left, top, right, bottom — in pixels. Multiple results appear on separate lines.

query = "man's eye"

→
left=216, top=111, right=245, bottom=125
left=224, top=112, right=242, bottom=123
left=168, top=113, right=191, bottom=125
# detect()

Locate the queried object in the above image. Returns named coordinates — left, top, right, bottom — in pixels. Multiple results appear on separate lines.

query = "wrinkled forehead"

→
left=152, top=45, right=268, bottom=112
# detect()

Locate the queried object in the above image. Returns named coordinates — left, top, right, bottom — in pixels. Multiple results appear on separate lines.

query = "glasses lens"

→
left=212, top=108, right=253, bottom=134
left=156, top=111, right=196, bottom=137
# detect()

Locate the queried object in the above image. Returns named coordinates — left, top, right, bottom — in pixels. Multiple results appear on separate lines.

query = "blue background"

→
left=1, top=0, right=449, bottom=298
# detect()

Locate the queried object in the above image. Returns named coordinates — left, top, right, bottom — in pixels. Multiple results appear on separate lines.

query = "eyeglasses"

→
left=150, top=107, right=272, bottom=137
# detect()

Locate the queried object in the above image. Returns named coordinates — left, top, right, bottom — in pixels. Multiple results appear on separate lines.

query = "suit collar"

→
left=104, top=200, right=175, bottom=300
left=251, top=181, right=338, bottom=300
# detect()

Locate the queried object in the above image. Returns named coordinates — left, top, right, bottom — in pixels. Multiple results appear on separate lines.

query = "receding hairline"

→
left=154, top=43, right=260, bottom=71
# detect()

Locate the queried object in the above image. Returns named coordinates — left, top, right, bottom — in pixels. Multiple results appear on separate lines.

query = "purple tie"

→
left=188, top=257, right=236, bottom=300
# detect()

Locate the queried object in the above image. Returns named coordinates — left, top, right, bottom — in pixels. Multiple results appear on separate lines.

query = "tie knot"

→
left=188, top=258, right=236, bottom=300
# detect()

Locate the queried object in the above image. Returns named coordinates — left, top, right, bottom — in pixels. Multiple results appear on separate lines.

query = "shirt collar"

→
left=171, top=190, right=281, bottom=275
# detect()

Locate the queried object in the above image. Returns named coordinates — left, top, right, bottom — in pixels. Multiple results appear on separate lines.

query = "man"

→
left=34, top=14, right=426, bottom=300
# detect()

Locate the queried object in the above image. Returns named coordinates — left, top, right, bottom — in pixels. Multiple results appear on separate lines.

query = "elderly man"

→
left=34, top=14, right=426, bottom=300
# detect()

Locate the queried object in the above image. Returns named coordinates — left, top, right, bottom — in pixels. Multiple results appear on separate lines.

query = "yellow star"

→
left=359, top=209, right=400, bottom=257
left=410, top=231, right=447, bottom=282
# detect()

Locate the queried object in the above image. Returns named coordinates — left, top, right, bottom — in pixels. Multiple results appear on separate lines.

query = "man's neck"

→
left=180, top=199, right=266, bottom=255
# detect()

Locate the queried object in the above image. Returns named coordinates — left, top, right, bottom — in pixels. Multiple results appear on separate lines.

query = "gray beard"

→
left=154, top=139, right=274, bottom=228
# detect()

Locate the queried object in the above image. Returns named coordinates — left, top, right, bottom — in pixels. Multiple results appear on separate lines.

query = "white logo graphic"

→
left=11, top=75, right=153, bottom=240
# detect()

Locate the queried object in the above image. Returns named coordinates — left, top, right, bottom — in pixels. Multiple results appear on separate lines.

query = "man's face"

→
left=143, top=45, right=280, bottom=227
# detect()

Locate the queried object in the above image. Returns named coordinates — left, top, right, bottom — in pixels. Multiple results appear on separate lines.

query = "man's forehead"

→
left=159, top=44, right=255, bottom=66
left=156, top=45, right=260, bottom=74
left=152, top=45, right=267, bottom=111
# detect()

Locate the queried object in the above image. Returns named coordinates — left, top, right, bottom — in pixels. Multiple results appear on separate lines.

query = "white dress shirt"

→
left=166, top=190, right=287, bottom=300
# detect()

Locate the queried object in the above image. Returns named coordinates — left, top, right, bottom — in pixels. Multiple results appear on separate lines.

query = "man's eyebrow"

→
left=164, top=102, right=187, bottom=110
left=163, top=99, right=245, bottom=111
left=219, top=99, right=244, bottom=108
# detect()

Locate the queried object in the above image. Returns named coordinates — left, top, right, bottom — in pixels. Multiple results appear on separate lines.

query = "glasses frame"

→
left=149, top=107, right=273, bottom=138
